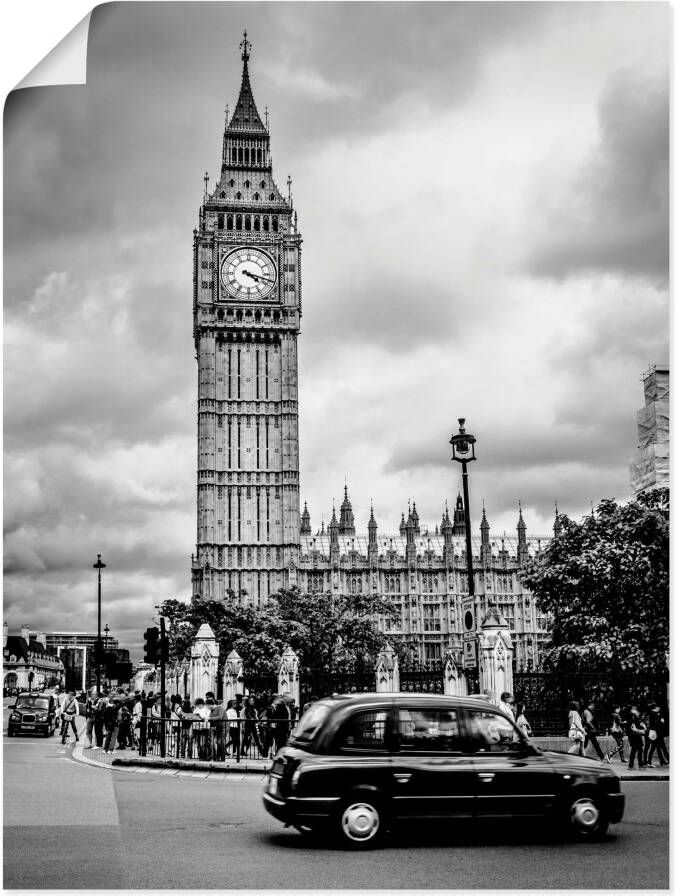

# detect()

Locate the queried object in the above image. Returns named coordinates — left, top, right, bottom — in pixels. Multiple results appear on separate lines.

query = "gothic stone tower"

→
left=191, top=34, right=301, bottom=605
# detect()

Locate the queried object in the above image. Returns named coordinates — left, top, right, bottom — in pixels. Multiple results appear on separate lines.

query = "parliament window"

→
left=423, top=603, right=441, bottom=632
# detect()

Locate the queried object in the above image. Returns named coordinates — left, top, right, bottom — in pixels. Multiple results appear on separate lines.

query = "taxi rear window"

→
left=290, top=703, right=330, bottom=742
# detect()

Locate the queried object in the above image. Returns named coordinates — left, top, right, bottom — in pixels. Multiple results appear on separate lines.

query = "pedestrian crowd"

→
left=567, top=700, right=669, bottom=768
left=51, top=686, right=300, bottom=760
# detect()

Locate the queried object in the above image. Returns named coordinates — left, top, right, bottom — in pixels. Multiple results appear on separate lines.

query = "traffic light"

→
left=143, top=626, right=159, bottom=664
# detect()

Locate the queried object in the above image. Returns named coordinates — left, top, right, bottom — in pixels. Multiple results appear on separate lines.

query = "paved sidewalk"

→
left=73, top=741, right=271, bottom=777
left=72, top=741, right=667, bottom=781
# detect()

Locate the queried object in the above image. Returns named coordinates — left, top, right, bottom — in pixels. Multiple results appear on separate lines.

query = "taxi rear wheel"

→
left=336, top=794, right=385, bottom=849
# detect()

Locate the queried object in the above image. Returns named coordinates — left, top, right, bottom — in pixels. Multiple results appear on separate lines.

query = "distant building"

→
left=33, top=631, right=124, bottom=691
left=629, top=365, right=669, bottom=496
left=3, top=623, right=64, bottom=693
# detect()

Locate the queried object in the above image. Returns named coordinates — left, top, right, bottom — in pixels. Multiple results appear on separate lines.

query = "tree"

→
left=158, top=594, right=290, bottom=675
left=158, top=586, right=401, bottom=676
left=272, top=587, right=400, bottom=672
left=521, top=488, right=669, bottom=674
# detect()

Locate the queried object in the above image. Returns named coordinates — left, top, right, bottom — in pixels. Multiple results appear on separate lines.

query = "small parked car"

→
left=262, top=693, right=625, bottom=848
left=7, top=692, right=58, bottom=738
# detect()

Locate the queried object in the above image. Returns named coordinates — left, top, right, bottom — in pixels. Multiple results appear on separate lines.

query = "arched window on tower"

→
left=229, top=179, right=235, bottom=187
left=262, top=216, right=269, bottom=232
left=260, top=180, right=266, bottom=189
left=238, top=147, right=243, bottom=164
left=244, top=148, right=249, bottom=165
left=236, top=214, right=242, bottom=230
left=245, top=180, right=250, bottom=189
left=227, top=214, right=234, bottom=230
left=217, top=213, right=224, bottom=229
left=253, top=192, right=260, bottom=201
left=220, top=191, right=226, bottom=198
left=269, top=193, right=275, bottom=201
left=272, top=216, right=278, bottom=232
left=253, top=215, right=260, bottom=231
left=245, top=215, right=251, bottom=231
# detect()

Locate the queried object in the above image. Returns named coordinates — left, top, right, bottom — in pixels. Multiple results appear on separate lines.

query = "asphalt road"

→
left=3, top=713, right=669, bottom=889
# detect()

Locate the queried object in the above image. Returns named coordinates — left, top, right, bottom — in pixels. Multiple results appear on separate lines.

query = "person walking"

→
left=103, top=696, right=122, bottom=754
left=224, top=699, right=241, bottom=758
left=116, top=701, right=132, bottom=750
left=582, top=702, right=608, bottom=762
left=498, top=692, right=516, bottom=721
left=567, top=701, right=586, bottom=756
left=241, top=696, right=265, bottom=758
left=83, top=691, right=98, bottom=749
left=627, top=706, right=647, bottom=769
left=646, top=704, right=669, bottom=768
left=208, top=698, right=226, bottom=760
left=60, top=691, right=79, bottom=744
left=92, top=693, right=107, bottom=749
left=271, top=694, right=291, bottom=753
left=193, top=698, right=211, bottom=759
left=515, top=703, right=533, bottom=738
left=131, top=692, right=143, bottom=749
left=606, top=706, right=626, bottom=763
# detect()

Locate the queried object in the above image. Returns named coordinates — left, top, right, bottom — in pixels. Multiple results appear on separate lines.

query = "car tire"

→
left=568, top=796, right=609, bottom=841
left=336, top=793, right=385, bottom=849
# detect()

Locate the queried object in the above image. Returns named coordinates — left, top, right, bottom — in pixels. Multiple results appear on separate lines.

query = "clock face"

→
left=220, top=247, right=277, bottom=300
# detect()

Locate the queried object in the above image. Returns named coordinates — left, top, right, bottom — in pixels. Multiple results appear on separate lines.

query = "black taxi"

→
left=7, top=692, right=58, bottom=737
left=262, top=693, right=624, bottom=848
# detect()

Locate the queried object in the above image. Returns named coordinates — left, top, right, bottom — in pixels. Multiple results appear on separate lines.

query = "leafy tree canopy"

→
left=158, top=586, right=400, bottom=675
left=522, top=488, right=669, bottom=674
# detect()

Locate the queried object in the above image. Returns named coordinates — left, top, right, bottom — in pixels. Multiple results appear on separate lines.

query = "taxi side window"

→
left=397, top=708, right=463, bottom=752
left=467, top=709, right=520, bottom=752
left=336, top=710, right=389, bottom=751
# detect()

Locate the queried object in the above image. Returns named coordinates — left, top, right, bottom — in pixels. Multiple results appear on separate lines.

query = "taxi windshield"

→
left=16, top=696, right=50, bottom=710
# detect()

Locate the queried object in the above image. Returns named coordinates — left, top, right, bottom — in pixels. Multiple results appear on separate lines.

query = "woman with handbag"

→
left=567, top=701, right=586, bottom=756
left=627, top=706, right=647, bottom=769
left=607, top=706, right=626, bottom=762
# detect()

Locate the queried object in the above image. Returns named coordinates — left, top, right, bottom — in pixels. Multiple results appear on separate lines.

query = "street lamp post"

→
left=450, top=418, right=478, bottom=682
left=93, top=554, right=106, bottom=695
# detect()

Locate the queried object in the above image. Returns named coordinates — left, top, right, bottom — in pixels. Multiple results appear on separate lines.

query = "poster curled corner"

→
left=15, top=11, right=92, bottom=91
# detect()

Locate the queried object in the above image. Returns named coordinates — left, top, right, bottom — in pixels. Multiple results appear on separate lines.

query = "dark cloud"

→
left=527, top=69, right=668, bottom=285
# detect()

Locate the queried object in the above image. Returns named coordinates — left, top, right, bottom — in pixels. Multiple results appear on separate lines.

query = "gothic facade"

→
left=191, top=37, right=553, bottom=670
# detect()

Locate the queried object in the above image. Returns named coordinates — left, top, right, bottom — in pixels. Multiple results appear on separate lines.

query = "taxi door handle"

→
left=394, top=773, right=412, bottom=784
left=478, top=773, right=495, bottom=782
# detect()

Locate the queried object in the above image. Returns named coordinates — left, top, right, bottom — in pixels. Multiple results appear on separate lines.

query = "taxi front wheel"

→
left=568, top=796, right=609, bottom=840
left=336, top=794, right=385, bottom=849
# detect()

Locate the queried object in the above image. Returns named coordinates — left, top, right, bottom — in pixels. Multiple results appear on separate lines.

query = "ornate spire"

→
left=480, top=503, right=490, bottom=535
left=553, top=501, right=562, bottom=538
left=227, top=31, right=266, bottom=134
left=452, top=493, right=466, bottom=537
left=411, top=501, right=420, bottom=536
left=300, top=501, right=311, bottom=536
left=517, top=500, right=526, bottom=532
left=368, top=501, right=377, bottom=531
left=339, top=483, right=355, bottom=535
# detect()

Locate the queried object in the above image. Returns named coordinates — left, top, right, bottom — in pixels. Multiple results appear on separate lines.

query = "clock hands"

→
left=241, top=268, right=275, bottom=284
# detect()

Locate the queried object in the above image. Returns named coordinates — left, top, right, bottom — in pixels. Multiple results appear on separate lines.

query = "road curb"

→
left=112, top=755, right=271, bottom=775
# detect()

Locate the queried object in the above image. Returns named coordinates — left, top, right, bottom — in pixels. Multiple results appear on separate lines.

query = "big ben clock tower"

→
left=191, top=33, right=301, bottom=605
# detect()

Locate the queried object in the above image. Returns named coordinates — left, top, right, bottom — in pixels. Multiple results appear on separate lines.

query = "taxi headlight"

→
left=267, top=775, right=281, bottom=797
left=36, top=713, right=48, bottom=721
left=10, top=713, right=20, bottom=721
left=290, top=768, right=302, bottom=792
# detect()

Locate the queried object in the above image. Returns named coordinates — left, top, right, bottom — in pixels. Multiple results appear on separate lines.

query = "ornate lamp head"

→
left=450, top=417, right=476, bottom=463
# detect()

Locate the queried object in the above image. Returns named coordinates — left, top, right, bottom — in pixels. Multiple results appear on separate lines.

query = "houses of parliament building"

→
left=190, top=35, right=553, bottom=671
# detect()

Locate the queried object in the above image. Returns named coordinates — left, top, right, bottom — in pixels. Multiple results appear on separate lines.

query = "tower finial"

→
left=203, top=171, right=209, bottom=200
left=265, top=106, right=269, bottom=130
left=240, top=30, right=251, bottom=62
left=287, top=174, right=293, bottom=206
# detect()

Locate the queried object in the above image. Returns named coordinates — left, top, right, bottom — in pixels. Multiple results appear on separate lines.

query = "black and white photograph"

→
left=2, top=1, right=669, bottom=889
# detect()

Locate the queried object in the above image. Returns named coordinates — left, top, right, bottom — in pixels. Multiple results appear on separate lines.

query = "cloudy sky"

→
left=4, top=2, right=669, bottom=657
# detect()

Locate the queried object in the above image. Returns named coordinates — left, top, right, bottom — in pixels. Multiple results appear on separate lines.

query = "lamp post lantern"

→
left=93, top=554, right=106, bottom=695
left=450, top=418, right=477, bottom=598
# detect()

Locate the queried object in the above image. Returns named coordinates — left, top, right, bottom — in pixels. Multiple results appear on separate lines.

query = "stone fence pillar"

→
left=223, top=649, right=244, bottom=704
left=477, top=606, right=513, bottom=700
left=277, top=646, right=300, bottom=707
left=189, top=623, right=220, bottom=703
left=443, top=652, right=465, bottom=696
left=375, top=643, right=400, bottom=692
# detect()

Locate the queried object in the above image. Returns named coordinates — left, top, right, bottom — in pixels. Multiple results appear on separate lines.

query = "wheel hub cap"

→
left=571, top=799, right=599, bottom=829
left=342, top=802, right=379, bottom=841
